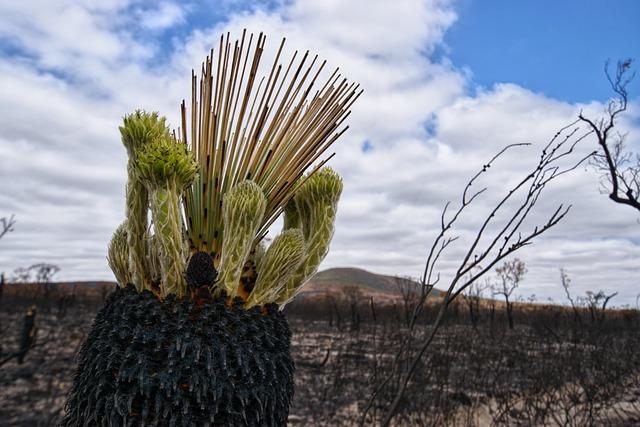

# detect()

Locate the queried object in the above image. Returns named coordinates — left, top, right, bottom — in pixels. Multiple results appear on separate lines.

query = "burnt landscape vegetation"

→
left=2, top=64, right=639, bottom=424
left=1, top=269, right=639, bottom=426
left=0, top=4, right=639, bottom=425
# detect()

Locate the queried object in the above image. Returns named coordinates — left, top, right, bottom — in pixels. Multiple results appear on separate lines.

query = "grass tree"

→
left=62, top=30, right=360, bottom=426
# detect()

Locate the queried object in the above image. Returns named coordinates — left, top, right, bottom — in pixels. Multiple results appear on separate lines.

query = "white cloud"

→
left=140, top=2, right=187, bottom=30
left=0, top=0, right=639, bottom=305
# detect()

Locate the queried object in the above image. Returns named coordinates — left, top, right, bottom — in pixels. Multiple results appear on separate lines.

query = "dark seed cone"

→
left=61, top=286, right=294, bottom=427
left=185, top=251, right=218, bottom=289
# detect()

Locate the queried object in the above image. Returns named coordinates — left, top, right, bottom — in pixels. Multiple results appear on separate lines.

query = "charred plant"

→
left=62, top=30, right=359, bottom=426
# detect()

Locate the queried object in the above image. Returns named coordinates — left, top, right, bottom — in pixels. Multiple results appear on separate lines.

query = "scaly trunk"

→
left=62, top=286, right=294, bottom=426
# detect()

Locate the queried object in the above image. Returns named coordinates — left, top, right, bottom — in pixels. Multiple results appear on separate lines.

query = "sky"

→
left=0, top=0, right=639, bottom=306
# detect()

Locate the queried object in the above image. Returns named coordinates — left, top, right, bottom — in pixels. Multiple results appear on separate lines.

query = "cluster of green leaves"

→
left=108, top=111, right=343, bottom=305
left=107, top=33, right=355, bottom=305
left=109, top=111, right=198, bottom=298
left=181, top=32, right=360, bottom=269
left=219, top=168, right=343, bottom=307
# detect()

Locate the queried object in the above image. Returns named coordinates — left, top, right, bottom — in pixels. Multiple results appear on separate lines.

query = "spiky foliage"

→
left=61, top=286, right=294, bottom=426
left=278, top=167, right=343, bottom=305
left=120, top=111, right=170, bottom=155
left=253, top=241, right=267, bottom=271
left=135, top=136, right=198, bottom=298
left=107, top=221, right=130, bottom=286
left=282, top=198, right=301, bottom=230
left=182, top=31, right=361, bottom=263
left=120, top=111, right=170, bottom=291
left=147, top=233, right=162, bottom=286
left=246, top=229, right=305, bottom=308
left=218, top=180, right=266, bottom=298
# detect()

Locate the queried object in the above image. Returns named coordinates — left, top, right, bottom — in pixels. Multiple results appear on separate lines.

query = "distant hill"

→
left=303, top=267, right=443, bottom=299
left=22, top=268, right=442, bottom=302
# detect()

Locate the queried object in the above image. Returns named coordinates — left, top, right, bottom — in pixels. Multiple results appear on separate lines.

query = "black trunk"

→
left=62, top=286, right=294, bottom=426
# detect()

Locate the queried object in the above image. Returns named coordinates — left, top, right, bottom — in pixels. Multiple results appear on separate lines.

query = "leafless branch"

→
left=579, top=59, right=639, bottom=212
left=0, top=214, right=16, bottom=241
left=366, top=121, right=590, bottom=426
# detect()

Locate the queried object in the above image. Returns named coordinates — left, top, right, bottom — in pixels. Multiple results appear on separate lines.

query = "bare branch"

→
left=374, top=121, right=587, bottom=426
left=579, top=59, right=639, bottom=212
left=0, top=215, right=16, bottom=241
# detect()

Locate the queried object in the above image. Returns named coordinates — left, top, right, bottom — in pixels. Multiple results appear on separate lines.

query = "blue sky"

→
left=0, top=0, right=639, bottom=305
left=141, top=0, right=640, bottom=103
left=2, top=0, right=637, bottom=102
left=444, top=0, right=640, bottom=102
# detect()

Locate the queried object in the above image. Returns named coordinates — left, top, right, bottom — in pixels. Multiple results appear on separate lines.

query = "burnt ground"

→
left=1, top=293, right=640, bottom=426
